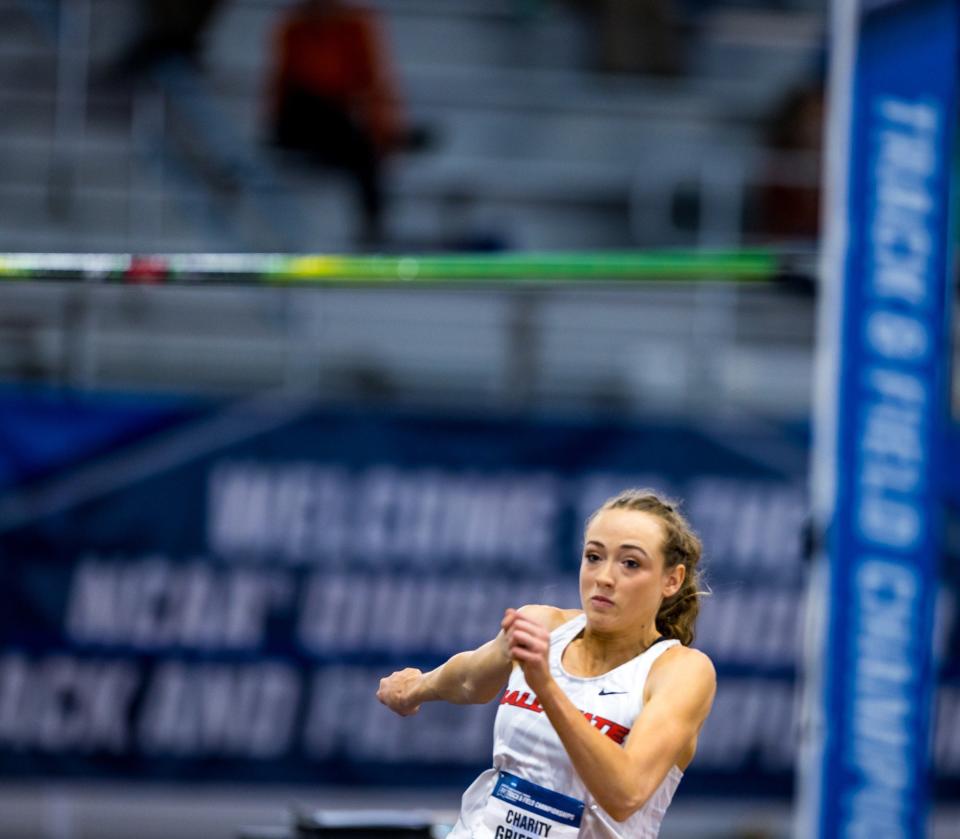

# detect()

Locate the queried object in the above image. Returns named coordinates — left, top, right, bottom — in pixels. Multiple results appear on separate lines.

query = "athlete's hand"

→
left=377, top=668, right=425, bottom=716
left=502, top=608, right=552, bottom=693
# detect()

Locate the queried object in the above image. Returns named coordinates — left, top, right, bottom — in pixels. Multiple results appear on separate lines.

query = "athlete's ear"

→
left=662, top=562, right=685, bottom=599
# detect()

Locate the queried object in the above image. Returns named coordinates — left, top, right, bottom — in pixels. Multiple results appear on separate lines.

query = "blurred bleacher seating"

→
left=0, top=0, right=825, bottom=253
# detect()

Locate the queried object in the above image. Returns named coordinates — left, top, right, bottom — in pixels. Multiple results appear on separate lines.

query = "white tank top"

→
left=450, top=613, right=683, bottom=839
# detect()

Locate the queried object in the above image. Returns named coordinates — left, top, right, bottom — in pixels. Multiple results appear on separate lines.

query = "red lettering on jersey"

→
left=517, top=692, right=543, bottom=712
left=608, top=724, right=629, bottom=744
left=588, top=714, right=630, bottom=744
left=499, top=689, right=543, bottom=713
left=500, top=692, right=631, bottom=742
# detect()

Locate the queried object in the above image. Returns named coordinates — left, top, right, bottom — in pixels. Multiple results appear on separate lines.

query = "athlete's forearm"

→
left=534, top=679, right=652, bottom=822
left=416, top=651, right=479, bottom=704
left=418, top=641, right=512, bottom=705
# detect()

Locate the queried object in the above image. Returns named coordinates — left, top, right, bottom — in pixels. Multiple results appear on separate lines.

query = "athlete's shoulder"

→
left=648, top=645, right=716, bottom=695
left=516, top=604, right=583, bottom=633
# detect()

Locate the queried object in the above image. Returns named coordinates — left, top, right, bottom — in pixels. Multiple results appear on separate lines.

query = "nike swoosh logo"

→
left=598, top=689, right=627, bottom=696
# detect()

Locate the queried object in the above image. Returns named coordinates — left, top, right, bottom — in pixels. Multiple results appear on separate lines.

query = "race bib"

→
left=481, top=772, right=584, bottom=839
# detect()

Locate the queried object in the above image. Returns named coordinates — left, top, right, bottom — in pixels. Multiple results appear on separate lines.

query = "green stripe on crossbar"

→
left=0, top=249, right=786, bottom=283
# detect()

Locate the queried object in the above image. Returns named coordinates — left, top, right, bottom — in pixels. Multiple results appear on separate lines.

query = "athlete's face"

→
left=579, top=508, right=685, bottom=635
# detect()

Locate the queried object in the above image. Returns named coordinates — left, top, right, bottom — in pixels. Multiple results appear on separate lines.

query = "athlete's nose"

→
left=594, top=559, right=615, bottom=588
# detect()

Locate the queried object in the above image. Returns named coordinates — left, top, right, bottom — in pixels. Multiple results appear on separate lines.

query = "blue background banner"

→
left=0, top=388, right=956, bottom=802
left=814, top=0, right=959, bottom=834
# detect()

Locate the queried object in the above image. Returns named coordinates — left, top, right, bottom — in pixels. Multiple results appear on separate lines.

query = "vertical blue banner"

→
left=809, top=0, right=958, bottom=837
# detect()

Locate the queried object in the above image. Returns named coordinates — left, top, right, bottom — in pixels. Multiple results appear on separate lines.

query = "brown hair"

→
left=586, top=488, right=704, bottom=646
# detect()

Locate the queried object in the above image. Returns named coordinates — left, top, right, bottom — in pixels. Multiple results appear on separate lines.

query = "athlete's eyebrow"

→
left=585, top=540, right=651, bottom=559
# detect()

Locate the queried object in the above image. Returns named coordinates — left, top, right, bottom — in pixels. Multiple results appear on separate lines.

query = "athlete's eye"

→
left=622, top=558, right=640, bottom=570
left=584, top=552, right=602, bottom=563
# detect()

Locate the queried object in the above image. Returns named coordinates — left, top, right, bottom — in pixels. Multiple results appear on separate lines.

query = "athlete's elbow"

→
left=602, top=803, right=633, bottom=824
left=604, top=798, right=642, bottom=823
left=601, top=783, right=654, bottom=822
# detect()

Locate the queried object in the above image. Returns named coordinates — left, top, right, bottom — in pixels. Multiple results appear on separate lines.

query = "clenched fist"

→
left=377, top=667, right=425, bottom=716
left=502, top=608, right=552, bottom=693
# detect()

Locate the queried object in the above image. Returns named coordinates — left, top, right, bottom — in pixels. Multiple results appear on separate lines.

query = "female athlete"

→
left=377, top=489, right=716, bottom=838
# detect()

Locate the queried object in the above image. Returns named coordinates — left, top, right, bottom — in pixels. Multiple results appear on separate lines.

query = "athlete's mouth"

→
left=590, top=595, right=614, bottom=607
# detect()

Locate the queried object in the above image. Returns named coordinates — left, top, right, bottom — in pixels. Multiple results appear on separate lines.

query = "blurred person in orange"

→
left=267, top=0, right=408, bottom=243
left=377, top=489, right=716, bottom=839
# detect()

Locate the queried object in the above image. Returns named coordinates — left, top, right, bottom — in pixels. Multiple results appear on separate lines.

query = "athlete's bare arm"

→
left=505, top=610, right=715, bottom=822
left=377, top=604, right=573, bottom=715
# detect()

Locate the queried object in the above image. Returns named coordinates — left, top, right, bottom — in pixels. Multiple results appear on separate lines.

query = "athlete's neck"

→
left=564, top=622, right=661, bottom=677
